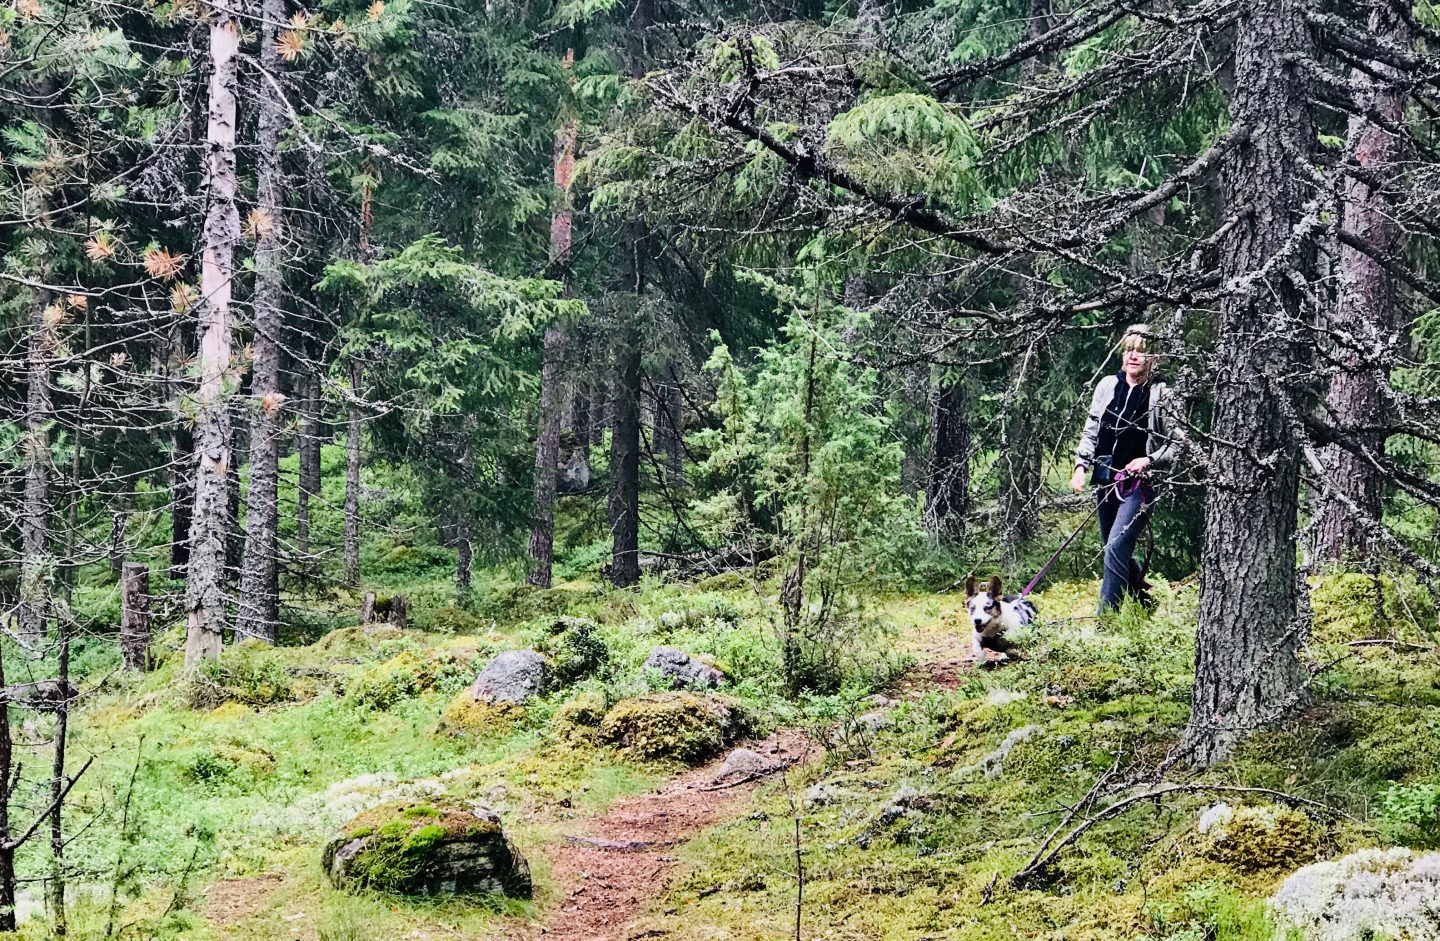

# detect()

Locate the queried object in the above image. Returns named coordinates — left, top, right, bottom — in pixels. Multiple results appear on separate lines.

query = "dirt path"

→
left=524, top=728, right=811, bottom=941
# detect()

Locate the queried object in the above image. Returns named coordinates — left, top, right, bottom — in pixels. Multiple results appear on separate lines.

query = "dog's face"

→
left=964, top=575, right=1005, bottom=634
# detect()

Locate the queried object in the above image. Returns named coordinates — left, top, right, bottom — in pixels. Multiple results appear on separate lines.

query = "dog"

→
left=964, top=575, right=1038, bottom=667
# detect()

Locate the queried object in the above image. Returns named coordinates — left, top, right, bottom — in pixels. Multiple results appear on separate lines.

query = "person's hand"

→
left=1124, top=456, right=1153, bottom=474
left=1070, top=465, right=1088, bottom=493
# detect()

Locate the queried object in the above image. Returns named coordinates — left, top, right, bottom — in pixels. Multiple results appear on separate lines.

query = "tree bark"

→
left=20, top=291, right=56, bottom=651
left=527, top=50, right=578, bottom=589
left=527, top=325, right=566, bottom=587
left=121, top=563, right=152, bottom=672
left=0, top=641, right=15, bottom=933
left=925, top=372, right=970, bottom=544
left=170, top=421, right=193, bottom=580
left=344, top=359, right=363, bottom=588
left=610, top=329, right=644, bottom=588
left=47, top=630, right=70, bottom=934
left=996, top=358, right=1042, bottom=561
left=653, top=378, right=684, bottom=486
left=236, top=0, right=288, bottom=643
left=455, top=517, right=473, bottom=599
left=1312, top=4, right=1408, bottom=564
left=296, top=363, right=323, bottom=560
left=184, top=0, right=241, bottom=671
left=1184, top=0, right=1314, bottom=765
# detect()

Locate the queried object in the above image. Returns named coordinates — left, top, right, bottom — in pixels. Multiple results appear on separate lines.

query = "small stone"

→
left=470, top=651, right=547, bottom=705
left=643, top=646, right=724, bottom=690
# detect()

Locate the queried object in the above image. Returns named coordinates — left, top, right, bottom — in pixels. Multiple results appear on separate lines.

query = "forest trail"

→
left=518, top=728, right=812, bottom=941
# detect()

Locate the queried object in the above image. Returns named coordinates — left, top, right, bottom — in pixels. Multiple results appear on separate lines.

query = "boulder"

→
left=709, top=747, right=782, bottom=786
left=599, top=692, right=750, bottom=763
left=471, top=651, right=547, bottom=705
left=322, top=800, right=531, bottom=898
left=643, top=646, right=724, bottom=690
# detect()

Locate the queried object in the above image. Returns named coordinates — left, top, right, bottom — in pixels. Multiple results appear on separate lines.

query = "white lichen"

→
left=1271, top=847, right=1440, bottom=941
left=1197, top=801, right=1234, bottom=835
left=250, top=772, right=451, bottom=837
left=986, top=688, right=1028, bottom=707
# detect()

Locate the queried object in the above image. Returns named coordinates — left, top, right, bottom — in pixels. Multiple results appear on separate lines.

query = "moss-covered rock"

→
left=310, top=625, right=408, bottom=659
left=539, top=618, right=609, bottom=685
left=1194, top=803, right=1318, bottom=873
left=436, top=691, right=522, bottom=738
left=599, top=692, right=751, bottom=763
left=322, top=799, right=531, bottom=897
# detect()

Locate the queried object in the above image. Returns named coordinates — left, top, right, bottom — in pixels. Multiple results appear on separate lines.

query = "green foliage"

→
left=599, top=692, right=752, bottom=763
left=827, top=92, right=984, bottom=211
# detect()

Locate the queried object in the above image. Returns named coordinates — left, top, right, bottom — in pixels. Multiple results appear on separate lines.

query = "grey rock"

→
left=471, top=651, right=547, bottom=705
left=643, top=646, right=723, bottom=690
left=879, top=784, right=926, bottom=825
left=322, top=802, right=531, bottom=898
left=710, top=748, right=782, bottom=786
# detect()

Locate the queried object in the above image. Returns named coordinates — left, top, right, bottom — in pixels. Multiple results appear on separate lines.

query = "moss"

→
left=1045, top=661, right=1136, bottom=704
left=695, top=572, right=747, bottom=592
left=436, top=691, right=523, bottom=738
left=426, top=606, right=484, bottom=634
left=549, top=692, right=607, bottom=745
left=1309, top=571, right=1438, bottom=645
left=310, top=624, right=409, bottom=659
left=599, top=692, right=751, bottom=764
left=188, top=647, right=297, bottom=708
left=323, top=799, right=520, bottom=897
left=347, top=651, right=438, bottom=711
left=1195, top=805, right=1318, bottom=873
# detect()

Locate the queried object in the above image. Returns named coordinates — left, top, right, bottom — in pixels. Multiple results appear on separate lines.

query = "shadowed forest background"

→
left=3, top=0, right=1440, bottom=937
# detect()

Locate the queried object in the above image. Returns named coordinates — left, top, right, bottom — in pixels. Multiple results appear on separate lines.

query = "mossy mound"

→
left=599, top=692, right=751, bottom=763
left=427, top=606, right=484, bottom=634
left=188, top=647, right=298, bottom=709
left=347, top=651, right=439, bottom=710
left=310, top=625, right=409, bottom=659
left=436, top=691, right=522, bottom=738
left=539, top=618, right=609, bottom=685
left=549, top=692, right=607, bottom=745
left=1194, top=803, right=1318, bottom=873
left=1309, top=571, right=1438, bottom=644
left=322, top=799, right=531, bottom=898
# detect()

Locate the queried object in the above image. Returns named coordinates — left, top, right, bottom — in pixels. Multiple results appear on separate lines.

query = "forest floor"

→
left=24, top=567, right=1440, bottom=941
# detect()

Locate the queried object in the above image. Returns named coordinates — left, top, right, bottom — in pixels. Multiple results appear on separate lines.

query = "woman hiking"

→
left=1070, top=324, right=1182, bottom=614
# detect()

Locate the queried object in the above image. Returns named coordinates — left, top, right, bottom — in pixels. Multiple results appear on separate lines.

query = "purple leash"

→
left=1018, top=475, right=1134, bottom=599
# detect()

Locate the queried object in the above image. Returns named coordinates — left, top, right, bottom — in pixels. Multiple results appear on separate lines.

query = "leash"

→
left=1018, top=486, right=1108, bottom=599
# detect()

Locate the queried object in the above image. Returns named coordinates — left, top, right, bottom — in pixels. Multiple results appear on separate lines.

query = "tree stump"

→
left=360, top=592, right=408, bottom=628
left=120, top=563, right=151, bottom=672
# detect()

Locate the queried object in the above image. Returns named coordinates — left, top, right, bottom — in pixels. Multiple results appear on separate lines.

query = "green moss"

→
left=1195, top=805, right=1318, bottom=873
left=549, top=692, right=607, bottom=745
left=427, top=606, right=484, bottom=634
left=189, top=647, right=298, bottom=708
left=435, top=692, right=522, bottom=737
left=324, top=800, right=513, bottom=896
left=599, top=692, right=751, bottom=763
left=1309, top=571, right=1437, bottom=644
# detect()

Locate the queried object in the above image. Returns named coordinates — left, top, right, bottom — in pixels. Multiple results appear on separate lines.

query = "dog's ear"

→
left=964, top=575, right=976, bottom=597
left=988, top=575, right=1002, bottom=598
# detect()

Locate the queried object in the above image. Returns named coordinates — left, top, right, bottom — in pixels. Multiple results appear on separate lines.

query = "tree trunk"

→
left=20, top=290, right=56, bottom=652
left=996, top=365, right=1042, bottom=561
left=170, top=421, right=194, bottom=580
left=925, top=372, right=970, bottom=544
left=455, top=517, right=473, bottom=600
left=109, top=481, right=133, bottom=575
left=610, top=331, right=644, bottom=588
left=296, top=363, right=323, bottom=560
left=47, top=630, right=70, bottom=934
left=184, top=0, right=241, bottom=671
left=527, top=325, right=566, bottom=588
left=1184, top=0, right=1314, bottom=765
left=526, top=52, right=578, bottom=589
left=0, top=641, right=15, bottom=933
left=344, top=359, right=362, bottom=588
left=236, top=0, right=288, bottom=644
left=121, top=563, right=151, bottom=672
left=1312, top=4, right=1408, bottom=564
left=653, top=378, right=684, bottom=486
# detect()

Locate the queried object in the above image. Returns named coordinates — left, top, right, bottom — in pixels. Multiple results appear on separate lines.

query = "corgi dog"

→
left=964, top=575, right=1038, bottom=667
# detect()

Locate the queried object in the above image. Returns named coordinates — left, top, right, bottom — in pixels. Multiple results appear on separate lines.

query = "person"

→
left=1070, top=324, right=1182, bottom=614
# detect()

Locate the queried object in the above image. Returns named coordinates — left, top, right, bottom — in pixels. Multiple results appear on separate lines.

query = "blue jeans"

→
left=1096, top=484, right=1153, bottom=614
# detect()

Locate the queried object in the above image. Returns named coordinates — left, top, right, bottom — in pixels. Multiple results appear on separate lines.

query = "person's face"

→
left=1123, top=344, right=1152, bottom=379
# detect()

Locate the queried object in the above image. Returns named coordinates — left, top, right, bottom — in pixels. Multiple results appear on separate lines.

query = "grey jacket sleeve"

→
left=1146, top=382, right=1186, bottom=469
left=1074, top=377, right=1114, bottom=468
